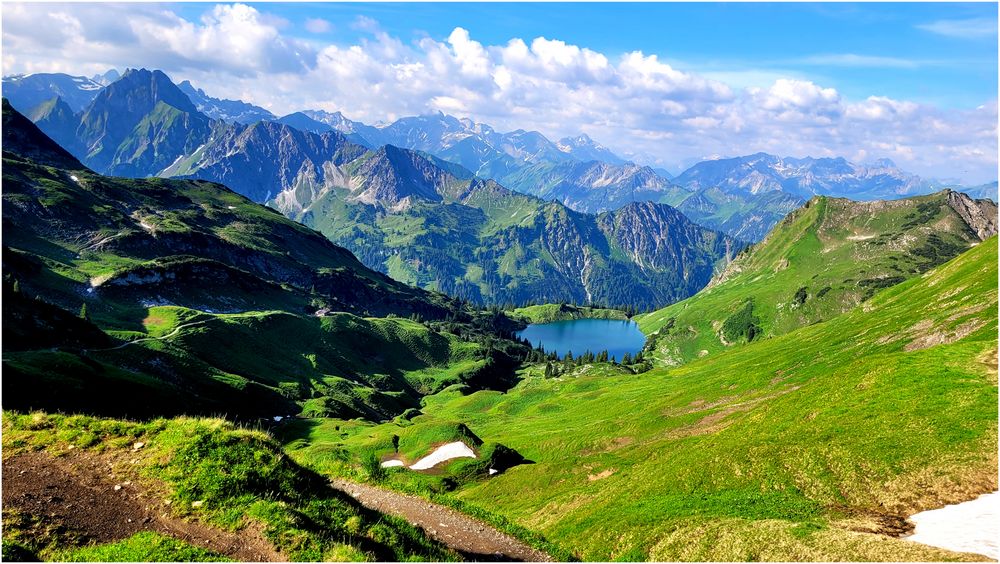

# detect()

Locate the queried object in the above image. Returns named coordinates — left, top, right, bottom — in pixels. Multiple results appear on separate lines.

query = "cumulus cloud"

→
left=2, top=2, right=996, bottom=182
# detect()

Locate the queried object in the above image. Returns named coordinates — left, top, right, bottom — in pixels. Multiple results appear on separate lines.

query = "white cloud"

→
left=304, top=17, right=331, bottom=34
left=1, top=2, right=996, bottom=183
left=797, top=53, right=922, bottom=69
left=918, top=17, right=998, bottom=39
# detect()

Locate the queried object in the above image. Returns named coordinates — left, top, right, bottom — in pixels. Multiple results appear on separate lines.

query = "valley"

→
left=1, top=33, right=997, bottom=564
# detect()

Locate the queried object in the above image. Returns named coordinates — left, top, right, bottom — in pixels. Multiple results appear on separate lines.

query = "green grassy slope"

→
left=636, top=192, right=996, bottom=367
left=510, top=303, right=629, bottom=324
left=280, top=237, right=998, bottom=561
left=1, top=100, right=526, bottom=420
left=1, top=412, right=457, bottom=562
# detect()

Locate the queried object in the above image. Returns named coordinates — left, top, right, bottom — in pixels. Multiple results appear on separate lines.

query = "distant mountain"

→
left=557, top=134, right=627, bottom=165
left=276, top=111, right=334, bottom=134
left=504, top=159, right=691, bottom=214
left=674, top=152, right=934, bottom=200
left=677, top=187, right=806, bottom=242
left=177, top=80, right=276, bottom=124
left=25, top=96, right=81, bottom=156
left=91, top=69, right=121, bottom=86
left=666, top=152, right=1000, bottom=240
left=2, top=72, right=104, bottom=113
left=272, top=146, right=736, bottom=309
left=960, top=181, right=999, bottom=202
left=322, top=112, right=693, bottom=215
left=300, top=109, right=379, bottom=143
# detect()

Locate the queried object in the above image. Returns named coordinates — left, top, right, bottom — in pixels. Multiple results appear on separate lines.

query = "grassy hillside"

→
left=1, top=412, right=456, bottom=562
left=278, top=237, right=998, bottom=561
left=1, top=99, right=527, bottom=420
left=636, top=192, right=996, bottom=367
left=510, top=304, right=629, bottom=324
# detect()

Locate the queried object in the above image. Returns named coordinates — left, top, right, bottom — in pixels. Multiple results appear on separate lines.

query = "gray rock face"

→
left=599, top=201, right=735, bottom=273
left=166, top=120, right=366, bottom=203
left=947, top=190, right=998, bottom=241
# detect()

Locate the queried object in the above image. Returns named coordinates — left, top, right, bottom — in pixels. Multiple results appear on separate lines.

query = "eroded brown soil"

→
left=2, top=450, right=283, bottom=561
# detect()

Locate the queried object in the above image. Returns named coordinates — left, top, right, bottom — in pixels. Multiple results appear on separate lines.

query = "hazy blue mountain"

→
left=277, top=111, right=334, bottom=134
left=677, top=186, right=806, bottom=242
left=501, top=159, right=690, bottom=214
left=952, top=181, right=998, bottom=202
left=2, top=72, right=104, bottom=113
left=557, top=134, right=627, bottom=165
left=90, top=69, right=121, bottom=86
left=673, top=152, right=934, bottom=200
left=177, top=80, right=276, bottom=124
left=26, top=96, right=82, bottom=156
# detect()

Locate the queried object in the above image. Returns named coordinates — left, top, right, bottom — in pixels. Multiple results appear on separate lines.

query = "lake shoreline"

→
left=516, top=317, right=646, bottom=362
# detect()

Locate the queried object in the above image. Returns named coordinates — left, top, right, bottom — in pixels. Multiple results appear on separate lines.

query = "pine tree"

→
left=79, top=303, right=89, bottom=320
left=12, top=280, right=20, bottom=294
left=622, top=352, right=633, bottom=365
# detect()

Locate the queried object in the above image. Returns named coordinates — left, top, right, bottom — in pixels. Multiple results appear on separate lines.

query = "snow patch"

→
left=409, top=441, right=476, bottom=470
left=161, top=154, right=184, bottom=174
left=380, top=459, right=405, bottom=468
left=906, top=491, right=999, bottom=559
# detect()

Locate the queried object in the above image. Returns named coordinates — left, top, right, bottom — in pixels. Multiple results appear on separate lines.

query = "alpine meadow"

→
left=1, top=2, right=998, bottom=563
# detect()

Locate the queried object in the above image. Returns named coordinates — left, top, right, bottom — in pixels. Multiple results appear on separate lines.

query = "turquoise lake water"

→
left=516, top=318, right=647, bottom=362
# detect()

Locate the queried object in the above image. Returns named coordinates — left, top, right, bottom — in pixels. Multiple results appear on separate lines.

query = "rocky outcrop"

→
left=947, top=190, right=998, bottom=241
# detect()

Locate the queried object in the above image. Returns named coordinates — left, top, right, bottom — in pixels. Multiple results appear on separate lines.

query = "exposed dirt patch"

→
left=904, top=319, right=987, bottom=352
left=330, top=479, right=551, bottom=562
left=586, top=469, right=615, bottom=482
left=832, top=508, right=915, bottom=537
left=2, top=450, right=283, bottom=561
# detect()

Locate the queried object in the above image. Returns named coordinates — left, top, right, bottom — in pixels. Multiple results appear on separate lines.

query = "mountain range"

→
left=4, top=67, right=995, bottom=308
left=5, top=69, right=737, bottom=309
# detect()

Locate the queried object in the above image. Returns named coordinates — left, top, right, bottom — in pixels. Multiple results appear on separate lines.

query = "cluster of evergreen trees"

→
left=536, top=348, right=648, bottom=377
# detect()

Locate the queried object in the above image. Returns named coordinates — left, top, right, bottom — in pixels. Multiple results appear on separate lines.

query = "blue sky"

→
left=3, top=2, right=998, bottom=181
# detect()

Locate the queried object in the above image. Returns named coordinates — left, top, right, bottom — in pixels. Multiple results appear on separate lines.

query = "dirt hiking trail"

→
left=331, top=478, right=553, bottom=562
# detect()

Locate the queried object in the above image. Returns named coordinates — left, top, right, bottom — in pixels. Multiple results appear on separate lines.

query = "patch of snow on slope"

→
left=906, top=491, right=999, bottom=559
left=409, top=441, right=476, bottom=470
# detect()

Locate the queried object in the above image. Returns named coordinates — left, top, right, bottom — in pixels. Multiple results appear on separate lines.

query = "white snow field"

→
left=408, top=441, right=477, bottom=470
left=906, top=491, right=999, bottom=560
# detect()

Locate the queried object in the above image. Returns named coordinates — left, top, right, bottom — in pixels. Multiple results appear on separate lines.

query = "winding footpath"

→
left=330, top=479, right=552, bottom=562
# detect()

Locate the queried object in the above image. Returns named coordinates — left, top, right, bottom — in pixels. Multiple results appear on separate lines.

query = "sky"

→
left=2, top=2, right=998, bottom=182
